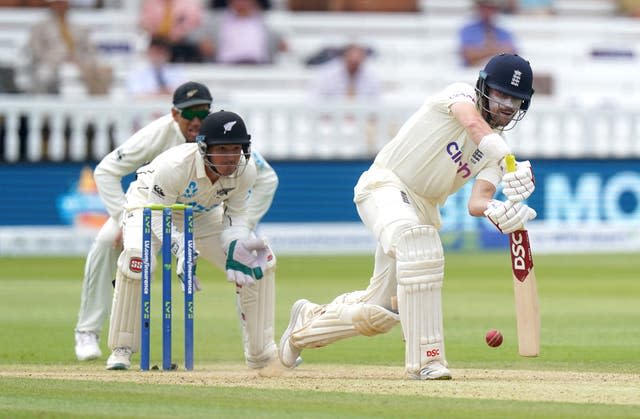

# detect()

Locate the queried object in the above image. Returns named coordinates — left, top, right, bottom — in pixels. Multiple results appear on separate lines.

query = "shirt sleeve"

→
left=441, top=83, right=476, bottom=109
left=476, top=164, right=502, bottom=188
left=94, top=120, right=171, bottom=221
left=245, top=151, right=278, bottom=230
left=220, top=161, right=257, bottom=249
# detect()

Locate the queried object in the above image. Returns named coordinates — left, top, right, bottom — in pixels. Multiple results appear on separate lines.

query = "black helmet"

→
left=196, top=111, right=252, bottom=175
left=196, top=110, right=251, bottom=148
left=478, top=53, right=534, bottom=110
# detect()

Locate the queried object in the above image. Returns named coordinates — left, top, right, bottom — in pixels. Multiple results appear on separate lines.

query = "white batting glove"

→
left=484, top=199, right=537, bottom=234
left=176, top=249, right=202, bottom=292
left=501, top=159, right=535, bottom=202
left=225, top=237, right=269, bottom=287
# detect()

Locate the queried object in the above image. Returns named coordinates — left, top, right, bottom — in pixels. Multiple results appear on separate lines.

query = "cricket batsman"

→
left=279, top=53, right=537, bottom=380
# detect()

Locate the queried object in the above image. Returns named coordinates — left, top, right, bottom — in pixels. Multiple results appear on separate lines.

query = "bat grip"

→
left=505, top=154, right=516, bottom=173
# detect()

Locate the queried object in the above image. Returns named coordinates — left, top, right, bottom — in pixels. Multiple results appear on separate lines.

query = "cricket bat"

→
left=505, top=154, right=540, bottom=357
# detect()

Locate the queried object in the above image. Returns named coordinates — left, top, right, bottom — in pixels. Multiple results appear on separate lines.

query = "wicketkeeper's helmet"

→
left=196, top=110, right=251, bottom=155
left=196, top=110, right=251, bottom=176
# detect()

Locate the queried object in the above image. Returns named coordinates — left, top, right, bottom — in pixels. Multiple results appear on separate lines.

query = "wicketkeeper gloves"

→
left=225, top=237, right=269, bottom=286
left=176, top=249, right=202, bottom=292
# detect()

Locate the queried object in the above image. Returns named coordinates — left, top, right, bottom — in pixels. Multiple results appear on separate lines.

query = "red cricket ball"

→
left=485, top=329, right=503, bottom=347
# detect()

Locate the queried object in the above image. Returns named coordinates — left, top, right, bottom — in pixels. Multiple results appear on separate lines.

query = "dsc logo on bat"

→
left=510, top=231, right=533, bottom=282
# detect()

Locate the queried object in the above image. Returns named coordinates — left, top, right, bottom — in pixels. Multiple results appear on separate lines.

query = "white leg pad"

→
left=395, top=225, right=446, bottom=375
left=290, top=301, right=399, bottom=349
left=108, top=248, right=144, bottom=352
left=236, top=248, right=277, bottom=369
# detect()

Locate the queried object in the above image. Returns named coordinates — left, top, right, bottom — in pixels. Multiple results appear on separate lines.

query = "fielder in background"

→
left=279, top=53, right=537, bottom=380
left=106, top=110, right=278, bottom=370
left=74, top=82, right=278, bottom=361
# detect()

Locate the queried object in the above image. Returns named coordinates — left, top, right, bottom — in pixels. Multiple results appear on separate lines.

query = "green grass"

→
left=0, top=253, right=639, bottom=417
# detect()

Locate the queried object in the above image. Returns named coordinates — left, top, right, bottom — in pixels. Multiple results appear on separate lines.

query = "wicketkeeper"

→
left=74, top=82, right=278, bottom=362
left=106, top=110, right=279, bottom=370
left=279, top=54, right=537, bottom=380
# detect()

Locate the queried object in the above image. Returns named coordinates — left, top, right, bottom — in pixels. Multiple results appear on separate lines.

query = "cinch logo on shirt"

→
left=446, top=142, right=471, bottom=178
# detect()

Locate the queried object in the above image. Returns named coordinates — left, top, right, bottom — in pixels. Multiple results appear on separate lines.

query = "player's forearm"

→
left=468, top=179, right=497, bottom=217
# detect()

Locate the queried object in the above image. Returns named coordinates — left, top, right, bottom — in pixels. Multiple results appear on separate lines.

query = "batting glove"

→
left=501, top=159, right=535, bottom=202
left=484, top=199, right=537, bottom=234
left=176, top=249, right=202, bottom=292
left=225, top=237, right=269, bottom=287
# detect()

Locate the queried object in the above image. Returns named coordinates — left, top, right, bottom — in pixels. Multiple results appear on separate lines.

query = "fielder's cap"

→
left=172, top=81, right=213, bottom=109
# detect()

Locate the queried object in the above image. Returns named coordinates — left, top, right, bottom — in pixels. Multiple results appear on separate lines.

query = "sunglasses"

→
left=180, top=108, right=209, bottom=121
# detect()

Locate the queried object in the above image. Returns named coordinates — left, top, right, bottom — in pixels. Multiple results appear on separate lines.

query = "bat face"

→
left=510, top=229, right=540, bottom=357
left=504, top=154, right=540, bottom=357
left=510, top=230, right=534, bottom=281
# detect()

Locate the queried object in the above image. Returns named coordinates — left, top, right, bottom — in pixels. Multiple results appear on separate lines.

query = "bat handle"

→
left=505, top=154, right=516, bottom=173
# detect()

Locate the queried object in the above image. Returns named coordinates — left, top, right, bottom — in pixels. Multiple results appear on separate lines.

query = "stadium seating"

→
left=2, top=0, right=640, bottom=161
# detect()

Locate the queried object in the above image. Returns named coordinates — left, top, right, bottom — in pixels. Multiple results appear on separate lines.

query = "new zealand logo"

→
left=223, top=121, right=237, bottom=134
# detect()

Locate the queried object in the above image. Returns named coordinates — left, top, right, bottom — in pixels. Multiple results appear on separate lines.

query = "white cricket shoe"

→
left=409, top=361, right=452, bottom=380
left=106, top=347, right=132, bottom=370
left=278, top=299, right=311, bottom=369
left=74, top=331, right=102, bottom=361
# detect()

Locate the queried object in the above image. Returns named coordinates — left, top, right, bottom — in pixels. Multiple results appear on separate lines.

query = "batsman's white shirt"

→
left=357, top=82, right=503, bottom=228
left=125, top=142, right=257, bottom=248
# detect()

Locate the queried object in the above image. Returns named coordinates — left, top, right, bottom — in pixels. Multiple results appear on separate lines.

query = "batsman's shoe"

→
left=409, top=361, right=452, bottom=381
left=278, top=299, right=311, bottom=369
left=74, top=331, right=102, bottom=361
left=106, top=347, right=132, bottom=370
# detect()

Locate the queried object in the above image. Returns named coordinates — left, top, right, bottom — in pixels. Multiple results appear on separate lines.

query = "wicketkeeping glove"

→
left=175, top=248, right=202, bottom=292
left=501, top=159, right=535, bottom=202
left=225, top=237, right=269, bottom=287
left=484, top=199, right=537, bottom=234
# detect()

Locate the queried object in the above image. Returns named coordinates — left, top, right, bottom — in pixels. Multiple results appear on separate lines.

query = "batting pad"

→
left=108, top=248, right=143, bottom=352
left=236, top=247, right=277, bottom=369
left=290, top=302, right=399, bottom=349
left=395, top=225, right=446, bottom=374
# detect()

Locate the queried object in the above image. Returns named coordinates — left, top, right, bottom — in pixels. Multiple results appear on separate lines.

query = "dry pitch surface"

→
left=2, top=364, right=639, bottom=406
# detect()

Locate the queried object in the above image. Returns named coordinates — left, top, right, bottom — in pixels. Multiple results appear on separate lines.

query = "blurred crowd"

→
left=0, top=0, right=636, bottom=161
left=0, top=0, right=635, bottom=98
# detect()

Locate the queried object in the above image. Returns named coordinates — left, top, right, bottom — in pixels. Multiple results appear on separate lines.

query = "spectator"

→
left=22, top=0, right=112, bottom=95
left=311, top=43, right=380, bottom=99
left=126, top=36, right=187, bottom=98
left=139, top=0, right=204, bottom=63
left=197, top=0, right=287, bottom=64
left=617, top=0, right=640, bottom=17
left=458, top=0, right=518, bottom=67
